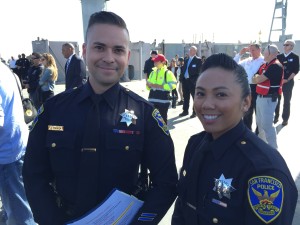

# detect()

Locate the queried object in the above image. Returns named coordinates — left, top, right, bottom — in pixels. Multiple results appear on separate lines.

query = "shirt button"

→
left=51, top=143, right=56, bottom=148
left=212, top=218, right=218, bottom=223
left=125, top=146, right=130, bottom=151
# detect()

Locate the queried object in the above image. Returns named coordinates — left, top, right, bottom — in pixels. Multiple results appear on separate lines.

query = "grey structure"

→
left=32, top=39, right=81, bottom=84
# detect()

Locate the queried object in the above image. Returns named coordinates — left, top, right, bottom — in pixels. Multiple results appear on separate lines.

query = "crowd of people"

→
left=144, top=39, right=299, bottom=151
left=144, top=47, right=207, bottom=123
left=0, top=43, right=87, bottom=224
left=4, top=43, right=87, bottom=110
left=0, top=10, right=299, bottom=225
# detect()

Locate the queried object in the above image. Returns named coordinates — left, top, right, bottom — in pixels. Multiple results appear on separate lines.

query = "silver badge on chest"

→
left=120, top=109, right=138, bottom=126
left=213, top=173, right=236, bottom=199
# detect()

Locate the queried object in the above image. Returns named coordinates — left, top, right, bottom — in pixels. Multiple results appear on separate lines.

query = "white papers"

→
left=66, top=189, right=144, bottom=225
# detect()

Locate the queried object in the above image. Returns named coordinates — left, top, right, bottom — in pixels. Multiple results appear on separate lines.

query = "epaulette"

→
left=120, top=85, right=153, bottom=107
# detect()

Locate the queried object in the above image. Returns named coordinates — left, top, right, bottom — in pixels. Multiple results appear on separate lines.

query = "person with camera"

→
left=233, top=44, right=264, bottom=132
left=252, top=44, right=283, bottom=149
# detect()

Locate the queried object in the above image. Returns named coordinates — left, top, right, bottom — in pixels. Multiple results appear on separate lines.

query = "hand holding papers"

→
left=66, top=189, right=144, bottom=225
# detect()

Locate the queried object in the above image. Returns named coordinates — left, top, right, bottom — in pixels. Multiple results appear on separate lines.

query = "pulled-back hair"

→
left=85, top=11, right=129, bottom=42
left=201, top=53, right=250, bottom=99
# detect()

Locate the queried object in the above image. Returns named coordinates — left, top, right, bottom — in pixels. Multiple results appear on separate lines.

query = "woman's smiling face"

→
left=194, top=67, right=250, bottom=139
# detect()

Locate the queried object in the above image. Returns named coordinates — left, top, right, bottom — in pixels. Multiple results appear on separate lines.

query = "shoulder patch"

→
left=248, top=176, right=283, bottom=224
left=152, top=109, right=169, bottom=135
left=30, top=104, right=44, bottom=131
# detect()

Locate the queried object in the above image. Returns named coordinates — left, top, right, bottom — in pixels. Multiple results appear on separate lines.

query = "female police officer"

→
left=171, top=53, right=297, bottom=225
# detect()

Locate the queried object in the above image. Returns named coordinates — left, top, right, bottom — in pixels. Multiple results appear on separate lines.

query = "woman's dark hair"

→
left=85, top=11, right=129, bottom=42
left=200, top=53, right=250, bottom=99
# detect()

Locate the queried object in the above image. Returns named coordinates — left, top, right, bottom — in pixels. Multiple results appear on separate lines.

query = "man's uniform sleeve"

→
left=23, top=104, right=65, bottom=225
left=131, top=108, right=178, bottom=224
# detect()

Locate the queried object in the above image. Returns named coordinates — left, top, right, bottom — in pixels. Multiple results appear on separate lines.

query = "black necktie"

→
left=75, top=95, right=103, bottom=217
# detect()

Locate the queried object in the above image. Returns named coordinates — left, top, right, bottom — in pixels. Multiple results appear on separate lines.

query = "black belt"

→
left=257, top=94, right=272, bottom=98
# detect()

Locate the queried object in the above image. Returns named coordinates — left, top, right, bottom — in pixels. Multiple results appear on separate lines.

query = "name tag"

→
left=48, top=125, right=64, bottom=131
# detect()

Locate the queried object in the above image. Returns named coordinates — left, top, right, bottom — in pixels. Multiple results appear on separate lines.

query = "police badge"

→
left=213, top=173, right=236, bottom=199
left=120, top=109, right=137, bottom=126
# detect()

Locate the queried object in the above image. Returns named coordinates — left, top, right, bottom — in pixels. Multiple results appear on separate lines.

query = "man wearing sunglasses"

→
left=274, top=40, right=299, bottom=126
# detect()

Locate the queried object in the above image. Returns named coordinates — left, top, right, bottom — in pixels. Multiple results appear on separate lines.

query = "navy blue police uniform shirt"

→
left=172, top=120, right=297, bottom=225
left=23, top=81, right=178, bottom=225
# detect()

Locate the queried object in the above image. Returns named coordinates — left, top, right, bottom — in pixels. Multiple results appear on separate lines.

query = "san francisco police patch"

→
left=152, top=109, right=169, bottom=135
left=248, top=176, right=283, bottom=224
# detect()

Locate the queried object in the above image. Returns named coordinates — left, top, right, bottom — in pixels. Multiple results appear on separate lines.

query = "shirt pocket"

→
left=46, top=131, right=77, bottom=174
left=201, top=191, right=243, bottom=225
left=105, top=131, right=143, bottom=170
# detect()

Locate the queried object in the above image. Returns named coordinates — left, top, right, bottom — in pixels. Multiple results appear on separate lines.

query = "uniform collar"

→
left=78, top=80, right=121, bottom=110
left=209, top=120, right=247, bottom=160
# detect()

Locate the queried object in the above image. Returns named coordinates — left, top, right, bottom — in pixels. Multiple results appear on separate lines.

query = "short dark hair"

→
left=85, top=11, right=129, bottom=42
left=200, top=53, right=250, bottom=99
left=31, top=52, right=42, bottom=59
left=62, top=42, right=75, bottom=49
left=249, top=43, right=261, bottom=49
left=150, top=50, right=158, bottom=55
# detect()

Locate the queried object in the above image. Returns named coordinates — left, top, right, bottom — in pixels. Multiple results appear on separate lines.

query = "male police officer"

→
left=23, top=11, right=178, bottom=225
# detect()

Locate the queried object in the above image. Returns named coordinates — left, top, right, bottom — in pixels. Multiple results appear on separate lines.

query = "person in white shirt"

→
left=234, top=44, right=264, bottom=132
left=9, top=56, right=17, bottom=72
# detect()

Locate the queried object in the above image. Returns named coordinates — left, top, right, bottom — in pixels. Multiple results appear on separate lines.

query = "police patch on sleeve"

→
left=248, top=176, right=283, bottom=224
left=152, top=109, right=169, bottom=135
left=30, top=104, right=44, bottom=131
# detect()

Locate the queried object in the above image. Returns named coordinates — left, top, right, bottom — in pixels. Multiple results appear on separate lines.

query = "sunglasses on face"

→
left=283, top=44, right=291, bottom=47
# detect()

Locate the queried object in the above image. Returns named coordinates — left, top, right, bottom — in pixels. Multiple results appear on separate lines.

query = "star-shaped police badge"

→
left=213, top=174, right=236, bottom=199
left=120, top=109, right=138, bottom=126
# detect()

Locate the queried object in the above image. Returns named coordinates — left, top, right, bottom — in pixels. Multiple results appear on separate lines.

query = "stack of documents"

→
left=66, top=189, right=144, bottom=225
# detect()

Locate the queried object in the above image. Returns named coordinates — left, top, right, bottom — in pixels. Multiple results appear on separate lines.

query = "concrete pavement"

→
left=1, top=78, right=299, bottom=224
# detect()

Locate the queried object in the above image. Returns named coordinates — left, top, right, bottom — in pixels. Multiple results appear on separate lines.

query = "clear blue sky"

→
left=0, top=0, right=299, bottom=60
